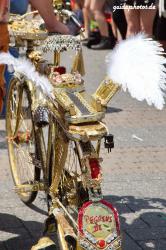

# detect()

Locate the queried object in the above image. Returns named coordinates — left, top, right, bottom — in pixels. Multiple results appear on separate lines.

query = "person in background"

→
left=155, top=0, right=166, bottom=51
left=69, top=0, right=84, bottom=33
left=10, top=0, right=29, bottom=15
left=0, top=0, right=9, bottom=113
left=92, top=0, right=114, bottom=49
left=112, top=0, right=127, bottom=40
left=123, top=0, right=157, bottom=37
left=71, top=0, right=84, bottom=10
left=82, top=0, right=91, bottom=39
left=30, top=0, right=70, bottom=34
left=10, top=0, right=70, bottom=34
left=83, top=0, right=115, bottom=49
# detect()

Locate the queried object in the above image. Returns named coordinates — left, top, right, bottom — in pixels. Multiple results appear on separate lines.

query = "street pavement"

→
left=0, top=47, right=166, bottom=250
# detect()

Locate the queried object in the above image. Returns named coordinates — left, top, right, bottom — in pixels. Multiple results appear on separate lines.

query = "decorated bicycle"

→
left=0, top=1, right=166, bottom=249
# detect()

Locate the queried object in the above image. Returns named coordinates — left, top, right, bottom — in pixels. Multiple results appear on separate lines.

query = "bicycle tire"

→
left=6, top=77, right=40, bottom=204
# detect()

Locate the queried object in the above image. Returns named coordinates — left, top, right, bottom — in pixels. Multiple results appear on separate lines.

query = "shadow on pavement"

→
left=0, top=195, right=166, bottom=249
left=106, top=107, right=123, bottom=114
left=105, top=195, right=166, bottom=250
left=28, top=203, right=48, bottom=217
left=0, top=213, right=43, bottom=250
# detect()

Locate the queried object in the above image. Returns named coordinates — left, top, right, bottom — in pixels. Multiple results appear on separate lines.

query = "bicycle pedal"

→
left=14, top=182, right=46, bottom=193
left=31, top=237, right=57, bottom=250
left=34, top=106, right=49, bottom=127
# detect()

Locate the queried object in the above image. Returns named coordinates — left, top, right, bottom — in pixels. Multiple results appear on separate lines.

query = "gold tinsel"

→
left=71, top=49, right=85, bottom=76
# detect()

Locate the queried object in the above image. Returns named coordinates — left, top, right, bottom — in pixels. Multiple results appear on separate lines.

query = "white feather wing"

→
left=106, top=34, right=166, bottom=109
left=0, top=52, right=53, bottom=98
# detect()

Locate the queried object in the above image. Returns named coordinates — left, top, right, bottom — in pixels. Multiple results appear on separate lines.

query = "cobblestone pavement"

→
left=0, top=47, right=166, bottom=250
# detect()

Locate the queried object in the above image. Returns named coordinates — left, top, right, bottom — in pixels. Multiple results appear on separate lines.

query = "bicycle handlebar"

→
left=54, top=9, right=83, bottom=32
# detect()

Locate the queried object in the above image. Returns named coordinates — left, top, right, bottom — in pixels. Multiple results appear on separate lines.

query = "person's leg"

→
left=82, top=0, right=91, bottom=38
left=155, top=15, right=166, bottom=51
left=29, top=0, right=69, bottom=34
left=90, top=0, right=109, bottom=37
left=112, top=10, right=127, bottom=40
left=90, top=0, right=116, bottom=49
left=140, top=9, right=157, bottom=36
left=124, top=9, right=140, bottom=37
left=111, top=17, right=118, bottom=40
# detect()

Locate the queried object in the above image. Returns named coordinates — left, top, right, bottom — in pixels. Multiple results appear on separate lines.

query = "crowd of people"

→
left=0, top=0, right=166, bottom=113
left=71, top=0, right=166, bottom=50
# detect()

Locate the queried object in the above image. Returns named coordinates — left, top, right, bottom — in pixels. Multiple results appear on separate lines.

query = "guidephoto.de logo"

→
left=113, top=3, right=156, bottom=12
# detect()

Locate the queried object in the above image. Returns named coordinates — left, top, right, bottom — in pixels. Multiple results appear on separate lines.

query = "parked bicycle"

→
left=1, top=2, right=166, bottom=250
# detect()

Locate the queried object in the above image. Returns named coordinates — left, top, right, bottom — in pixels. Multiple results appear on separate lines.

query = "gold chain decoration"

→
left=42, top=35, right=81, bottom=53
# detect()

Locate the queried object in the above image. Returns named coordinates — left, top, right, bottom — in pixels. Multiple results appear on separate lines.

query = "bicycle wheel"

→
left=6, top=77, right=40, bottom=204
left=58, top=141, right=88, bottom=209
left=49, top=124, right=89, bottom=250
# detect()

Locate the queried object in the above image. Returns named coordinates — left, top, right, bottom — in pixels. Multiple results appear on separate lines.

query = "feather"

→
left=106, top=33, right=166, bottom=109
left=0, top=52, right=53, bottom=98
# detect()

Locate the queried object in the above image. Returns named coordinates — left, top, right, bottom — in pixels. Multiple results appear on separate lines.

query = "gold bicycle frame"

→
left=7, top=7, right=122, bottom=249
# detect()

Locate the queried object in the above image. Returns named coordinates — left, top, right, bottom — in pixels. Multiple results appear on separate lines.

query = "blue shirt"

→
left=10, top=0, right=28, bottom=15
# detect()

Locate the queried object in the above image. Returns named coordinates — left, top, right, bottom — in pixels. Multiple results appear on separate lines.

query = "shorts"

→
left=155, top=16, right=166, bottom=40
